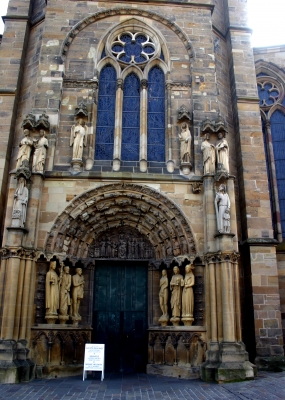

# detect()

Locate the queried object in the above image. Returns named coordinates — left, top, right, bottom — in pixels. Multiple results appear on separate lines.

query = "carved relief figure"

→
left=215, top=184, right=230, bottom=233
left=179, top=122, right=191, bottom=163
left=16, top=129, right=34, bottom=169
left=32, top=129, right=49, bottom=173
left=12, top=177, right=29, bottom=227
left=170, top=266, right=183, bottom=321
left=201, top=134, right=216, bottom=174
left=118, top=235, right=127, bottom=258
left=69, top=237, right=78, bottom=256
left=182, top=264, right=195, bottom=324
left=215, top=132, right=229, bottom=172
left=45, top=261, right=59, bottom=316
left=59, top=266, right=71, bottom=317
left=71, top=268, right=84, bottom=319
left=70, top=119, right=87, bottom=160
left=159, top=270, right=169, bottom=319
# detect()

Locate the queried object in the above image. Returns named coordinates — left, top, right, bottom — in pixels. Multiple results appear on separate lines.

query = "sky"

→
left=0, top=0, right=284, bottom=48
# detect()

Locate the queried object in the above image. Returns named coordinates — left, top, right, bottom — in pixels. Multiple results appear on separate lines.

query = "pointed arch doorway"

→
left=93, top=260, right=148, bottom=373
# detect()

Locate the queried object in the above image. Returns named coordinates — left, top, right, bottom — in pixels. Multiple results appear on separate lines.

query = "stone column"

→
left=113, top=78, right=123, bottom=172
left=202, top=173, right=256, bottom=382
left=140, top=79, right=148, bottom=172
left=88, top=80, right=99, bottom=160
left=165, top=80, right=175, bottom=173
left=1, top=255, right=21, bottom=340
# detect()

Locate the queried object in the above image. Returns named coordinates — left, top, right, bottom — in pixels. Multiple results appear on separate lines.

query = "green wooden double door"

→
left=93, top=261, right=148, bottom=372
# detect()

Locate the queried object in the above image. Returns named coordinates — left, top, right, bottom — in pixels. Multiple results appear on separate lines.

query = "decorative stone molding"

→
left=0, top=246, right=36, bottom=260
left=74, top=102, right=88, bottom=118
left=177, top=105, right=192, bottom=122
left=60, top=8, right=195, bottom=61
left=35, top=113, right=50, bottom=131
left=45, top=183, right=197, bottom=263
left=63, top=79, right=99, bottom=89
left=191, top=182, right=202, bottom=194
left=21, top=113, right=36, bottom=130
left=203, top=251, right=240, bottom=264
left=15, top=159, right=32, bottom=182
left=201, top=115, right=228, bottom=135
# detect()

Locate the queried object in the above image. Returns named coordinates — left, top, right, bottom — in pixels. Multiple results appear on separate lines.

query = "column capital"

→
left=141, top=79, right=148, bottom=89
left=116, top=78, right=123, bottom=90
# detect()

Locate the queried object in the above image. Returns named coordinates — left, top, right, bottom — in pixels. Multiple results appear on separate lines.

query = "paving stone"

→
left=1, top=372, right=285, bottom=399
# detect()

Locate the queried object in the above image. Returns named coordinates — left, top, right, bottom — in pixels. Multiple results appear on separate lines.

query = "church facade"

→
left=0, top=0, right=285, bottom=384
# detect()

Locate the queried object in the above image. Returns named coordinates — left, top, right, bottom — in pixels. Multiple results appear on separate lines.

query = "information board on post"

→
left=83, top=343, right=105, bottom=381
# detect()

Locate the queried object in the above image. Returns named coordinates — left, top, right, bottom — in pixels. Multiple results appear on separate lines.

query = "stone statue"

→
left=12, top=177, right=29, bottom=228
left=181, top=264, right=195, bottom=326
left=32, top=129, right=49, bottom=173
left=223, top=208, right=231, bottom=233
left=215, top=184, right=230, bottom=233
left=159, top=269, right=169, bottom=325
left=59, top=265, right=71, bottom=322
left=179, top=122, right=191, bottom=163
left=170, top=266, right=183, bottom=325
left=70, top=119, right=87, bottom=160
left=45, top=261, right=59, bottom=323
left=215, top=132, right=229, bottom=172
left=16, top=129, right=34, bottom=169
left=71, top=268, right=84, bottom=321
left=201, top=134, right=216, bottom=174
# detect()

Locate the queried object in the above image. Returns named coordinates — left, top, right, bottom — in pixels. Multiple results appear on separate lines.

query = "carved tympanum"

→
left=88, top=227, right=154, bottom=259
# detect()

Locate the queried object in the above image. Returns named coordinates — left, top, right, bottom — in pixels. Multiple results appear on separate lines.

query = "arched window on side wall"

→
left=270, top=110, right=285, bottom=237
left=256, top=64, right=285, bottom=241
left=95, top=65, right=117, bottom=160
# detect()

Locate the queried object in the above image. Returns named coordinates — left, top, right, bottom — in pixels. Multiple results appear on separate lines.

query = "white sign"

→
left=83, top=343, right=105, bottom=381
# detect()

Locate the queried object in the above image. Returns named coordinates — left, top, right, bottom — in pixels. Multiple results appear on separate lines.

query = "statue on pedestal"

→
left=159, top=269, right=169, bottom=326
left=16, top=129, right=34, bottom=169
left=71, top=268, right=84, bottom=324
left=215, top=184, right=231, bottom=233
left=59, top=265, right=71, bottom=324
left=70, top=119, right=87, bottom=160
left=11, top=177, right=29, bottom=228
left=32, top=129, right=49, bottom=173
left=179, top=122, right=191, bottom=163
left=201, top=134, right=216, bottom=174
left=181, top=264, right=195, bottom=326
left=170, top=266, right=183, bottom=326
left=215, top=132, right=229, bottom=173
left=45, top=261, right=59, bottom=323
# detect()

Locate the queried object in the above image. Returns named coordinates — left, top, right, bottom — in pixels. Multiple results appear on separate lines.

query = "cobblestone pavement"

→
left=1, top=371, right=285, bottom=400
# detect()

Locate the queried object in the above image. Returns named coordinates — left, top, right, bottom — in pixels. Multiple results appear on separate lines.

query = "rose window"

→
left=258, top=81, right=280, bottom=107
left=111, top=32, right=155, bottom=64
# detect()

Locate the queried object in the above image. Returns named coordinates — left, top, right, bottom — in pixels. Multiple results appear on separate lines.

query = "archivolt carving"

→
left=45, top=183, right=197, bottom=262
left=60, top=8, right=195, bottom=61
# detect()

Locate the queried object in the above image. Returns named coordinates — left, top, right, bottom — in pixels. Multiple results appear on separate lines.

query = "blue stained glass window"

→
left=258, top=83, right=279, bottom=106
left=112, top=34, right=153, bottom=64
left=121, top=73, right=140, bottom=161
left=270, top=110, right=285, bottom=237
left=147, top=66, right=165, bottom=162
left=95, top=65, right=116, bottom=160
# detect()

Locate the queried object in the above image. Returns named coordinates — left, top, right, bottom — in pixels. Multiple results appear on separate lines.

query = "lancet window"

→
left=94, top=26, right=168, bottom=171
left=257, top=68, right=285, bottom=240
